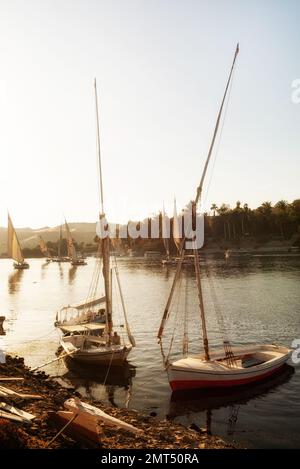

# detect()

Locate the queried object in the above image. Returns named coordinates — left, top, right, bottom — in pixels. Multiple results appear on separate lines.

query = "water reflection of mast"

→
left=227, top=405, right=240, bottom=436
left=68, top=265, right=77, bottom=284
left=206, top=409, right=212, bottom=435
left=58, top=262, right=64, bottom=279
left=8, top=269, right=24, bottom=294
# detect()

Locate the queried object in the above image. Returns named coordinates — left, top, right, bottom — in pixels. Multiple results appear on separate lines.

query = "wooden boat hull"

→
left=71, top=346, right=132, bottom=364
left=71, top=260, right=87, bottom=266
left=168, top=345, right=292, bottom=391
left=52, top=257, right=70, bottom=262
left=53, top=410, right=101, bottom=446
left=60, top=335, right=132, bottom=365
left=13, top=262, right=29, bottom=270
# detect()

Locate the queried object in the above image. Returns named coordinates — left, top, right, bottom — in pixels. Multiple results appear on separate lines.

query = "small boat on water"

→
left=167, top=344, right=291, bottom=391
left=65, top=219, right=87, bottom=266
left=38, top=235, right=52, bottom=262
left=59, top=79, right=135, bottom=366
left=157, top=44, right=292, bottom=392
left=7, top=214, right=29, bottom=270
left=60, top=334, right=133, bottom=364
left=162, top=201, right=196, bottom=266
left=52, top=224, right=70, bottom=262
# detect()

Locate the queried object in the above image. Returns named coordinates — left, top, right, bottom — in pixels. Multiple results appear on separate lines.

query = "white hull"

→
left=60, top=335, right=132, bottom=365
left=168, top=344, right=291, bottom=391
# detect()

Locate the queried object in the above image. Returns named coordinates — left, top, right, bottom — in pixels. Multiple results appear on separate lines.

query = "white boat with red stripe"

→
left=157, top=45, right=293, bottom=393
left=168, top=344, right=291, bottom=391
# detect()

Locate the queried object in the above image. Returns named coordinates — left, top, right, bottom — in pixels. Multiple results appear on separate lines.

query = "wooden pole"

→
left=195, top=44, right=239, bottom=206
left=94, top=78, right=104, bottom=215
left=193, top=246, right=210, bottom=360
left=157, top=247, right=186, bottom=340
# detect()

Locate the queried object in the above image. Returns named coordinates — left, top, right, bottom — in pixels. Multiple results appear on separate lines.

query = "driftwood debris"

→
left=0, top=377, right=24, bottom=382
left=0, top=410, right=27, bottom=423
left=65, top=398, right=142, bottom=435
left=0, top=402, right=35, bottom=422
left=0, top=385, right=41, bottom=400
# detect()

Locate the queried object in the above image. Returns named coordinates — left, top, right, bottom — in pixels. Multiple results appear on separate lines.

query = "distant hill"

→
left=0, top=223, right=98, bottom=255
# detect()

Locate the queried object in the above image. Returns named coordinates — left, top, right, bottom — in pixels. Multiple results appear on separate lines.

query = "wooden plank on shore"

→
left=0, top=410, right=29, bottom=423
left=0, top=385, right=41, bottom=399
left=0, top=377, right=24, bottom=382
left=0, top=402, right=35, bottom=421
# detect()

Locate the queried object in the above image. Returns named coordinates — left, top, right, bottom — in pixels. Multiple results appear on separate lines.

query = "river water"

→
left=1, top=254, right=300, bottom=448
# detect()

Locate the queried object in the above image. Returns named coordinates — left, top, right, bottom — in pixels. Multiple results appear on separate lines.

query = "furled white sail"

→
left=162, top=205, right=170, bottom=258
left=173, top=199, right=182, bottom=253
left=7, top=214, right=24, bottom=264
left=71, top=295, right=106, bottom=310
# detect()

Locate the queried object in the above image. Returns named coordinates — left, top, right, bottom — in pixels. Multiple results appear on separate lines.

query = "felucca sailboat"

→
left=157, top=44, right=291, bottom=391
left=7, top=214, right=29, bottom=270
left=38, top=235, right=52, bottom=262
left=60, top=79, right=135, bottom=365
left=162, top=199, right=194, bottom=266
left=65, top=219, right=87, bottom=266
left=52, top=223, right=69, bottom=262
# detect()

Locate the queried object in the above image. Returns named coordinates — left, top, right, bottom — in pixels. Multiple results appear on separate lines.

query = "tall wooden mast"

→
left=58, top=224, right=62, bottom=259
left=157, top=44, right=239, bottom=360
left=94, top=78, right=112, bottom=342
left=193, top=43, right=239, bottom=360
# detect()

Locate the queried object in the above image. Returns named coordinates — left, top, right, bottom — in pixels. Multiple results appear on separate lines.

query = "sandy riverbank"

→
left=0, top=355, right=235, bottom=449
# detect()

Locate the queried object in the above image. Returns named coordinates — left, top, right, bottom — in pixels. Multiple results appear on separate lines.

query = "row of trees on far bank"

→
left=207, top=199, right=300, bottom=243
left=12, top=199, right=300, bottom=258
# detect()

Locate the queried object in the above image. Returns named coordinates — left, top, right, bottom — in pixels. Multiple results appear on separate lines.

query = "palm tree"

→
left=210, top=203, right=218, bottom=217
left=217, top=204, right=230, bottom=239
left=275, top=200, right=289, bottom=237
left=242, top=203, right=250, bottom=235
left=259, top=201, right=273, bottom=216
left=275, top=200, right=289, bottom=212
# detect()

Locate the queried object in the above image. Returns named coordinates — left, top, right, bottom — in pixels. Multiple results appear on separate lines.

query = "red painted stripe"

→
left=170, top=364, right=284, bottom=391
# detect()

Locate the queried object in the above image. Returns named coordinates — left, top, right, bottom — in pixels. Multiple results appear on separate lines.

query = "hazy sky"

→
left=0, top=0, right=299, bottom=228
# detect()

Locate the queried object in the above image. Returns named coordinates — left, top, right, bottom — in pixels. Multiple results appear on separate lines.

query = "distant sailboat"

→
left=52, top=224, right=69, bottom=263
left=60, top=79, right=135, bottom=365
left=162, top=200, right=194, bottom=266
left=38, top=235, right=52, bottom=262
left=65, top=219, right=87, bottom=266
left=7, top=214, right=29, bottom=270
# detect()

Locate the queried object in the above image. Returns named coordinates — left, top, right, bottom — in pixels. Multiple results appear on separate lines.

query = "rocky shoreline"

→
left=0, top=355, right=235, bottom=449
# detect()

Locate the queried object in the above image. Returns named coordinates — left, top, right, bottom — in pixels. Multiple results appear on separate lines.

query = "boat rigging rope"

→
left=165, top=272, right=183, bottom=366
left=85, top=242, right=102, bottom=305
left=204, top=260, right=237, bottom=366
left=202, top=57, right=238, bottom=209
left=182, top=273, right=189, bottom=356
left=112, top=270, right=126, bottom=345
left=205, top=262, right=229, bottom=342
left=102, top=348, right=116, bottom=387
left=112, top=253, right=136, bottom=347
